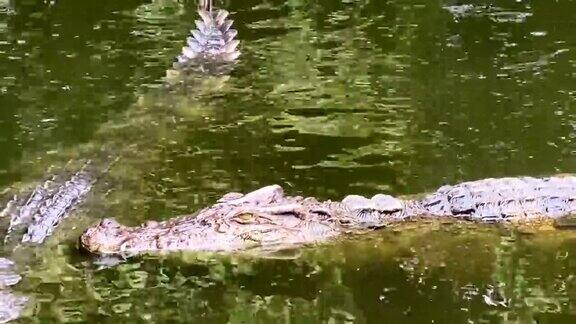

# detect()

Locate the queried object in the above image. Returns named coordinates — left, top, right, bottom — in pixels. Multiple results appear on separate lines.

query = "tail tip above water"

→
left=176, top=8, right=240, bottom=67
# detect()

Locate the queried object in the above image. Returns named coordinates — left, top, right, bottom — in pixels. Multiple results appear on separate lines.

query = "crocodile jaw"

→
left=80, top=211, right=261, bottom=255
left=80, top=218, right=130, bottom=255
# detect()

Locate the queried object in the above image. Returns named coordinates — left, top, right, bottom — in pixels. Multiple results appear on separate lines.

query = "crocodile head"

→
left=80, top=185, right=343, bottom=256
left=80, top=218, right=134, bottom=255
left=80, top=215, right=256, bottom=256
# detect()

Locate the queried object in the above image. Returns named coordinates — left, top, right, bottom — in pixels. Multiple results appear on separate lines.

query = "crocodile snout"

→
left=80, top=218, right=129, bottom=255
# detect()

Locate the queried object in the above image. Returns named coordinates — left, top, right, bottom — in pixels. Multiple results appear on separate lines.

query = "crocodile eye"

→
left=234, top=213, right=255, bottom=224
left=238, top=213, right=253, bottom=220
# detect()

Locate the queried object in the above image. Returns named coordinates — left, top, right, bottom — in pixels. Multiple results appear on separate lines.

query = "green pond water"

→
left=1, top=0, right=576, bottom=322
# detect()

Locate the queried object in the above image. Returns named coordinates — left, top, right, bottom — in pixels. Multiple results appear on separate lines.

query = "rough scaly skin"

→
left=166, top=3, right=240, bottom=82
left=22, top=167, right=94, bottom=243
left=419, top=176, right=576, bottom=221
left=3, top=162, right=95, bottom=244
left=81, top=176, right=576, bottom=256
left=175, top=4, right=240, bottom=68
left=81, top=185, right=350, bottom=255
left=0, top=258, right=27, bottom=323
left=0, top=163, right=97, bottom=322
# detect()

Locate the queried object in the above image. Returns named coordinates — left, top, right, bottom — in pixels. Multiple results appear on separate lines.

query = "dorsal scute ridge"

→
left=177, top=8, right=240, bottom=67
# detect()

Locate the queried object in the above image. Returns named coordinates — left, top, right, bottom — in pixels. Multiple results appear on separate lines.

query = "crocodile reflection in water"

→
left=81, top=175, right=576, bottom=256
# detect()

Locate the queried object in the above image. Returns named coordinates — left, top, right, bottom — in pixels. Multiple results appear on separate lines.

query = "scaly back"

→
left=177, top=0, right=240, bottom=64
left=419, top=176, right=576, bottom=221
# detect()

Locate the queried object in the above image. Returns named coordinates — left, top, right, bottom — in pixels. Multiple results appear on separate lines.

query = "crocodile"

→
left=0, top=258, right=27, bottom=323
left=0, top=163, right=97, bottom=321
left=2, top=162, right=96, bottom=244
left=0, top=1, right=240, bottom=321
left=171, top=0, right=240, bottom=75
left=80, top=175, right=576, bottom=256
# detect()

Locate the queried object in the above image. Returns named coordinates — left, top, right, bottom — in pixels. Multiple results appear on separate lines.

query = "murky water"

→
left=1, top=0, right=576, bottom=322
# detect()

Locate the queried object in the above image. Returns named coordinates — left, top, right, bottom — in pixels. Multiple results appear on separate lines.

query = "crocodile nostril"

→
left=100, top=218, right=120, bottom=228
left=120, top=241, right=132, bottom=251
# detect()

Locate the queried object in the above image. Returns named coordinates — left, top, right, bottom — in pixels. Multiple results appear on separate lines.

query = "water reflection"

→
left=21, top=224, right=576, bottom=322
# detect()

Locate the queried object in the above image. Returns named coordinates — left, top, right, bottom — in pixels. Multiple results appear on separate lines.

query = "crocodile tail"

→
left=177, top=8, right=240, bottom=64
left=199, top=0, right=212, bottom=12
